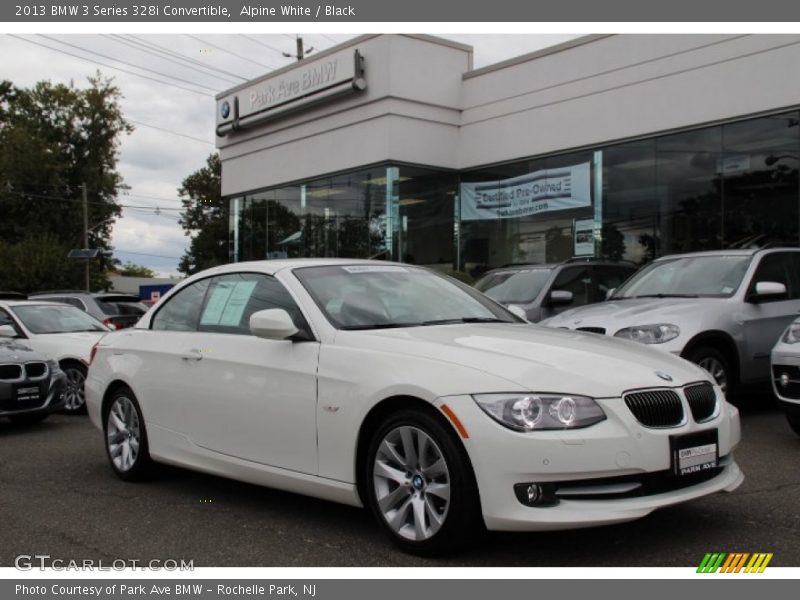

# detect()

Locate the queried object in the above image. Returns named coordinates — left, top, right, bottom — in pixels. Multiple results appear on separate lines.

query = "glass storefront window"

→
left=229, top=110, right=800, bottom=273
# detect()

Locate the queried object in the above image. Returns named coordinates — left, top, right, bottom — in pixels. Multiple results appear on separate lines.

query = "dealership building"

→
left=216, top=34, right=800, bottom=277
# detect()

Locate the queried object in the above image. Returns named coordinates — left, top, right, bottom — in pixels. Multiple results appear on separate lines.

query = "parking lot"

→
left=0, top=398, right=797, bottom=568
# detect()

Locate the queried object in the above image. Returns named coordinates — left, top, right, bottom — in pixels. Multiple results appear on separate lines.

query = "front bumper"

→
left=0, top=372, right=66, bottom=417
left=770, top=346, right=800, bottom=406
left=439, top=389, right=742, bottom=531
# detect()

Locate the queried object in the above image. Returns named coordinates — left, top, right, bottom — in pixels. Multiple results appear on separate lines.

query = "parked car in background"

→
left=474, top=258, right=637, bottom=322
left=770, top=318, right=800, bottom=435
left=0, top=325, right=66, bottom=424
left=87, top=259, right=742, bottom=554
left=541, top=248, right=800, bottom=399
left=0, top=301, right=109, bottom=414
left=30, top=291, right=145, bottom=330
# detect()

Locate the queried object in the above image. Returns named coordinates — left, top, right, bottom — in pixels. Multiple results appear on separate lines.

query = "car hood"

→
left=27, top=331, right=106, bottom=362
left=541, top=297, right=723, bottom=332
left=339, top=323, right=709, bottom=397
left=0, top=339, right=43, bottom=361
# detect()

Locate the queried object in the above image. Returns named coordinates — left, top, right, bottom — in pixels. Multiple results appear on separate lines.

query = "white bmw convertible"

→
left=86, top=259, right=743, bottom=554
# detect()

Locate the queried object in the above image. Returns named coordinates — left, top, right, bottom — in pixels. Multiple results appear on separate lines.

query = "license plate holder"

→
left=670, top=429, right=719, bottom=476
left=14, top=385, right=41, bottom=403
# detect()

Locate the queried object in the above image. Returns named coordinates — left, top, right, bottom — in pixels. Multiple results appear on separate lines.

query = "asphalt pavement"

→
left=1, top=401, right=798, bottom=567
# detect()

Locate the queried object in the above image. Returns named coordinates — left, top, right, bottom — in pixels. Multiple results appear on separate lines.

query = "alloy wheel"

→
left=63, top=367, right=86, bottom=411
left=372, top=426, right=451, bottom=542
left=106, top=396, right=141, bottom=472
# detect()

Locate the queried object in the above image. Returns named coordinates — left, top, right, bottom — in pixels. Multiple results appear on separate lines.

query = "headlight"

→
left=782, top=321, right=800, bottom=344
left=473, top=393, right=606, bottom=431
left=614, top=323, right=680, bottom=344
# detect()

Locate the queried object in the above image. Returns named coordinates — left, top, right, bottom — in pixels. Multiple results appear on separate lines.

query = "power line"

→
left=103, top=34, right=243, bottom=87
left=114, top=249, right=182, bottom=260
left=129, top=119, right=214, bottom=146
left=241, top=34, right=291, bottom=57
left=123, top=35, right=251, bottom=83
left=6, top=34, right=215, bottom=98
left=186, top=34, right=282, bottom=70
left=2, top=189, right=185, bottom=211
left=38, top=34, right=221, bottom=93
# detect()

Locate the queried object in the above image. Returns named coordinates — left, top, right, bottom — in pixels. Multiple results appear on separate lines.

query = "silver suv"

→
left=541, top=248, right=800, bottom=399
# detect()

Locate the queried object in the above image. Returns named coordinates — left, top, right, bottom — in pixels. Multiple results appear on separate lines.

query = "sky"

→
left=0, top=33, right=580, bottom=277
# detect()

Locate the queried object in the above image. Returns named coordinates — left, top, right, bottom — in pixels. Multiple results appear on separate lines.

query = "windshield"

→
left=474, top=268, right=552, bottom=304
left=11, top=304, right=109, bottom=334
left=294, top=265, right=521, bottom=330
left=612, top=255, right=752, bottom=299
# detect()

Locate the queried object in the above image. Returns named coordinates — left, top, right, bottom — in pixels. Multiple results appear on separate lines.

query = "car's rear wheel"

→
left=8, top=413, right=48, bottom=426
left=62, top=363, right=87, bottom=415
left=364, top=409, right=481, bottom=555
left=687, top=346, right=734, bottom=398
left=104, top=388, right=153, bottom=481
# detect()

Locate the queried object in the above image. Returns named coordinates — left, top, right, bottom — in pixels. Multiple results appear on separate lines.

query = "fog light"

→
left=781, top=373, right=790, bottom=388
left=513, top=482, right=558, bottom=507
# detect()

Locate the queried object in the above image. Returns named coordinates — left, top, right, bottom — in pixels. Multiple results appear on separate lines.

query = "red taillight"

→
left=102, top=318, right=118, bottom=331
left=89, top=343, right=99, bottom=366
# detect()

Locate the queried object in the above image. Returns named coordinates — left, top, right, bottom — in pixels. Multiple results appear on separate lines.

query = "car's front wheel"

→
left=61, top=362, right=87, bottom=415
left=687, top=346, right=734, bottom=398
left=364, top=409, right=481, bottom=555
left=104, top=388, right=153, bottom=481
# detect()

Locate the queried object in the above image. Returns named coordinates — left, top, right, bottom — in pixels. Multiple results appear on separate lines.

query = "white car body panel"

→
left=85, top=259, right=744, bottom=531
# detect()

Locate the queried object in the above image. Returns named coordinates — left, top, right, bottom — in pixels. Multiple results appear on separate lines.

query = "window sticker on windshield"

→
left=342, top=265, right=408, bottom=274
left=722, top=286, right=734, bottom=294
left=200, top=281, right=257, bottom=326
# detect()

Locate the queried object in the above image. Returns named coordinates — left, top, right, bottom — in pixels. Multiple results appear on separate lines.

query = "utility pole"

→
left=82, top=183, right=90, bottom=292
left=283, top=36, right=313, bottom=61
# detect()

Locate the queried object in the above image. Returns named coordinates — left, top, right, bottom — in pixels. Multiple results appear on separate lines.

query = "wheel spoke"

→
left=399, top=427, right=418, bottom=469
left=109, top=412, right=126, bottom=432
left=386, top=496, right=412, bottom=531
left=374, top=460, right=407, bottom=485
left=421, top=457, right=446, bottom=478
left=424, top=496, right=444, bottom=535
left=377, top=483, right=410, bottom=512
left=379, top=439, right=406, bottom=468
left=411, top=496, right=427, bottom=540
left=425, top=481, right=450, bottom=502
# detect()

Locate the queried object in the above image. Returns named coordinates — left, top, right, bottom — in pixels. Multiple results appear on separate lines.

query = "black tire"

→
left=61, top=362, right=88, bottom=415
left=103, top=387, right=154, bottom=481
left=8, top=413, right=48, bottom=426
left=786, top=413, right=800, bottom=437
left=364, top=409, right=482, bottom=556
left=686, top=345, right=736, bottom=400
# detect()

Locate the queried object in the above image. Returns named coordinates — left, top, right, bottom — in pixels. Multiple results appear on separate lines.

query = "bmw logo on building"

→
left=221, top=100, right=231, bottom=119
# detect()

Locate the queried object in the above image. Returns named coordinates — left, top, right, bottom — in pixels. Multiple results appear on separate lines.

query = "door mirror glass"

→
left=0, top=324, right=17, bottom=338
left=547, top=290, right=574, bottom=306
left=249, top=309, right=299, bottom=340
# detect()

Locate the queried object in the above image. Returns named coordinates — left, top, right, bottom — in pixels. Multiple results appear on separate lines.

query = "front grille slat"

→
left=685, top=383, right=718, bottom=423
left=624, top=389, right=684, bottom=428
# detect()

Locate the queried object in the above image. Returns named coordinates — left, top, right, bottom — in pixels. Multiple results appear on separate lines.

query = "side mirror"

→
left=605, top=288, right=616, bottom=300
left=0, top=324, right=17, bottom=338
left=751, top=281, right=787, bottom=302
left=507, top=305, right=528, bottom=321
left=249, top=309, right=299, bottom=340
left=547, top=290, right=574, bottom=307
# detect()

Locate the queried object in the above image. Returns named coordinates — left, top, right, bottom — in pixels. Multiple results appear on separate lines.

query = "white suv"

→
left=541, top=248, right=800, bottom=399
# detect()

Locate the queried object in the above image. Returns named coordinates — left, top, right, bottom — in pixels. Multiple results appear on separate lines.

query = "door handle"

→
left=180, top=349, right=203, bottom=361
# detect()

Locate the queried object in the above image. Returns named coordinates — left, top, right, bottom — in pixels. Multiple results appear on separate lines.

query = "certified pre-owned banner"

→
left=460, top=162, right=591, bottom=221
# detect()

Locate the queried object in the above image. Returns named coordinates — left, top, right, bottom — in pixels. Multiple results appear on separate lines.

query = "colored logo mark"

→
left=697, top=552, right=773, bottom=573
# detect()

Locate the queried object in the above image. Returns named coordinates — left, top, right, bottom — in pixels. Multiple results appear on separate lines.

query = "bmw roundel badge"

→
left=655, top=371, right=673, bottom=382
left=221, top=100, right=231, bottom=119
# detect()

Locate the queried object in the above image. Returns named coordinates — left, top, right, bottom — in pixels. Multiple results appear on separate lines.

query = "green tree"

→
left=177, top=153, right=227, bottom=275
left=0, top=73, right=132, bottom=292
left=116, top=262, right=156, bottom=278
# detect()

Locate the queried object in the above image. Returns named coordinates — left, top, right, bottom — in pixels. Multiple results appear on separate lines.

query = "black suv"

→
left=474, top=258, right=638, bottom=322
